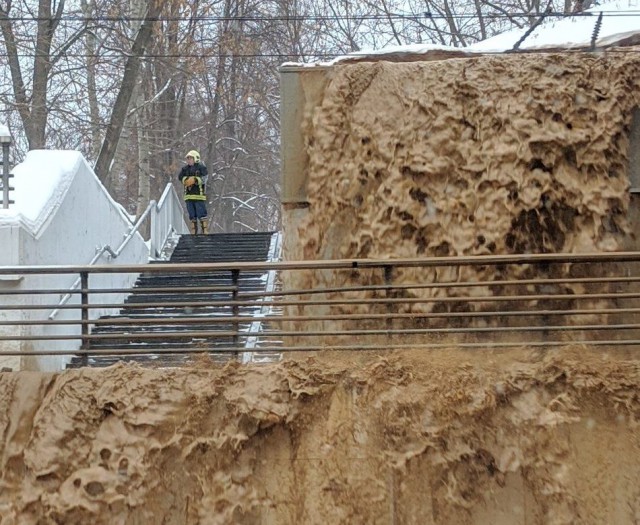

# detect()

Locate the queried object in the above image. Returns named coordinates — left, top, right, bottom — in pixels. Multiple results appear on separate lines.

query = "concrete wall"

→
left=280, top=65, right=330, bottom=206
left=0, top=224, right=21, bottom=370
left=280, top=65, right=330, bottom=263
left=0, top=151, right=148, bottom=371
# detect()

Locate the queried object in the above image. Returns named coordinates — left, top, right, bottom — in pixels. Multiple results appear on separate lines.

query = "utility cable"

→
left=0, top=10, right=639, bottom=23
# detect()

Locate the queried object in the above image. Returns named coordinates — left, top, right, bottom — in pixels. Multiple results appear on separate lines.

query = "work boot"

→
left=190, top=220, right=198, bottom=235
left=199, top=219, right=208, bottom=234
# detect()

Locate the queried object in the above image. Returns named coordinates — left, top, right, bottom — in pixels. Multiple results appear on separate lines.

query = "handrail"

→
left=1, top=250, right=640, bottom=363
left=4, top=249, right=640, bottom=276
left=114, top=199, right=155, bottom=258
left=47, top=183, right=188, bottom=320
left=150, top=182, right=188, bottom=258
left=2, top=250, right=640, bottom=366
left=5, top=340, right=640, bottom=357
left=3, top=322, right=640, bottom=342
left=48, top=199, right=156, bottom=319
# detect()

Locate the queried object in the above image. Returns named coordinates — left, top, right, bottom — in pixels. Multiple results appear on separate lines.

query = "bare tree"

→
left=93, top=0, right=162, bottom=184
left=80, top=0, right=102, bottom=158
left=0, top=0, right=89, bottom=149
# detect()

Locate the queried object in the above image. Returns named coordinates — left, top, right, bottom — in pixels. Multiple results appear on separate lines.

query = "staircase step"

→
left=67, top=352, right=237, bottom=368
left=165, top=232, right=274, bottom=263
left=124, top=293, right=236, bottom=304
left=133, top=275, right=267, bottom=287
left=69, top=231, right=278, bottom=368
left=92, top=322, right=252, bottom=334
left=136, top=272, right=267, bottom=280
left=87, top=338, right=239, bottom=349
left=120, top=304, right=264, bottom=312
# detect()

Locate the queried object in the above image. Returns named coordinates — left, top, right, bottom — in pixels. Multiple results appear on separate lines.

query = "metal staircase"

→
left=67, top=231, right=280, bottom=368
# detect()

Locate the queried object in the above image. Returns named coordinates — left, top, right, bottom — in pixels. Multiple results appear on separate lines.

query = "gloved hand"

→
left=184, top=176, right=196, bottom=187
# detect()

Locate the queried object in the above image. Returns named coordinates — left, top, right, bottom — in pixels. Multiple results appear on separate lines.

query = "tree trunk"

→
left=474, top=0, right=487, bottom=40
left=81, top=0, right=101, bottom=159
left=0, top=7, right=31, bottom=142
left=93, top=0, right=161, bottom=185
left=136, top=88, right=151, bottom=238
left=443, top=0, right=466, bottom=47
left=0, top=0, right=65, bottom=150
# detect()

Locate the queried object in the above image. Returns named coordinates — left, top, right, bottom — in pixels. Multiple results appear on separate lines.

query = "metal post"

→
left=149, top=199, right=158, bottom=258
left=1, top=139, right=10, bottom=209
left=384, top=265, right=394, bottom=339
left=231, top=269, right=240, bottom=348
left=80, top=272, right=90, bottom=366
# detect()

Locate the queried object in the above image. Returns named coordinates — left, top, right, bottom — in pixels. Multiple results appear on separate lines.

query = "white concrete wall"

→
left=0, top=224, right=22, bottom=370
left=0, top=151, right=149, bottom=371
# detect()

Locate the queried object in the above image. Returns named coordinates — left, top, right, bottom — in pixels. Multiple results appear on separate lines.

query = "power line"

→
left=0, top=48, right=638, bottom=61
left=0, top=9, right=635, bottom=61
left=0, top=10, right=639, bottom=23
left=0, top=52, right=335, bottom=58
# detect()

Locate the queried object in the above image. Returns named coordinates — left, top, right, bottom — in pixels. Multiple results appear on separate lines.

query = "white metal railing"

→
left=150, top=182, right=189, bottom=258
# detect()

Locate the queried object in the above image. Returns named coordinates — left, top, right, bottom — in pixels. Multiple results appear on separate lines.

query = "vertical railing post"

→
left=149, top=199, right=158, bottom=258
left=384, top=265, right=394, bottom=340
left=231, top=269, right=240, bottom=348
left=80, top=271, right=89, bottom=366
left=1, top=135, right=11, bottom=209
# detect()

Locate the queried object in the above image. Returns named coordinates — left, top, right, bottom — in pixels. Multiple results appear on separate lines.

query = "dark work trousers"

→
left=186, top=200, right=207, bottom=221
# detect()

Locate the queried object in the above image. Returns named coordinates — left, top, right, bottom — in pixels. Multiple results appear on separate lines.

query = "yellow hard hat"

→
left=186, top=150, right=200, bottom=162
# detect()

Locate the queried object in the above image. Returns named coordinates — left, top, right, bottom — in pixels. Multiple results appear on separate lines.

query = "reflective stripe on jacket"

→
left=179, top=163, right=208, bottom=201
